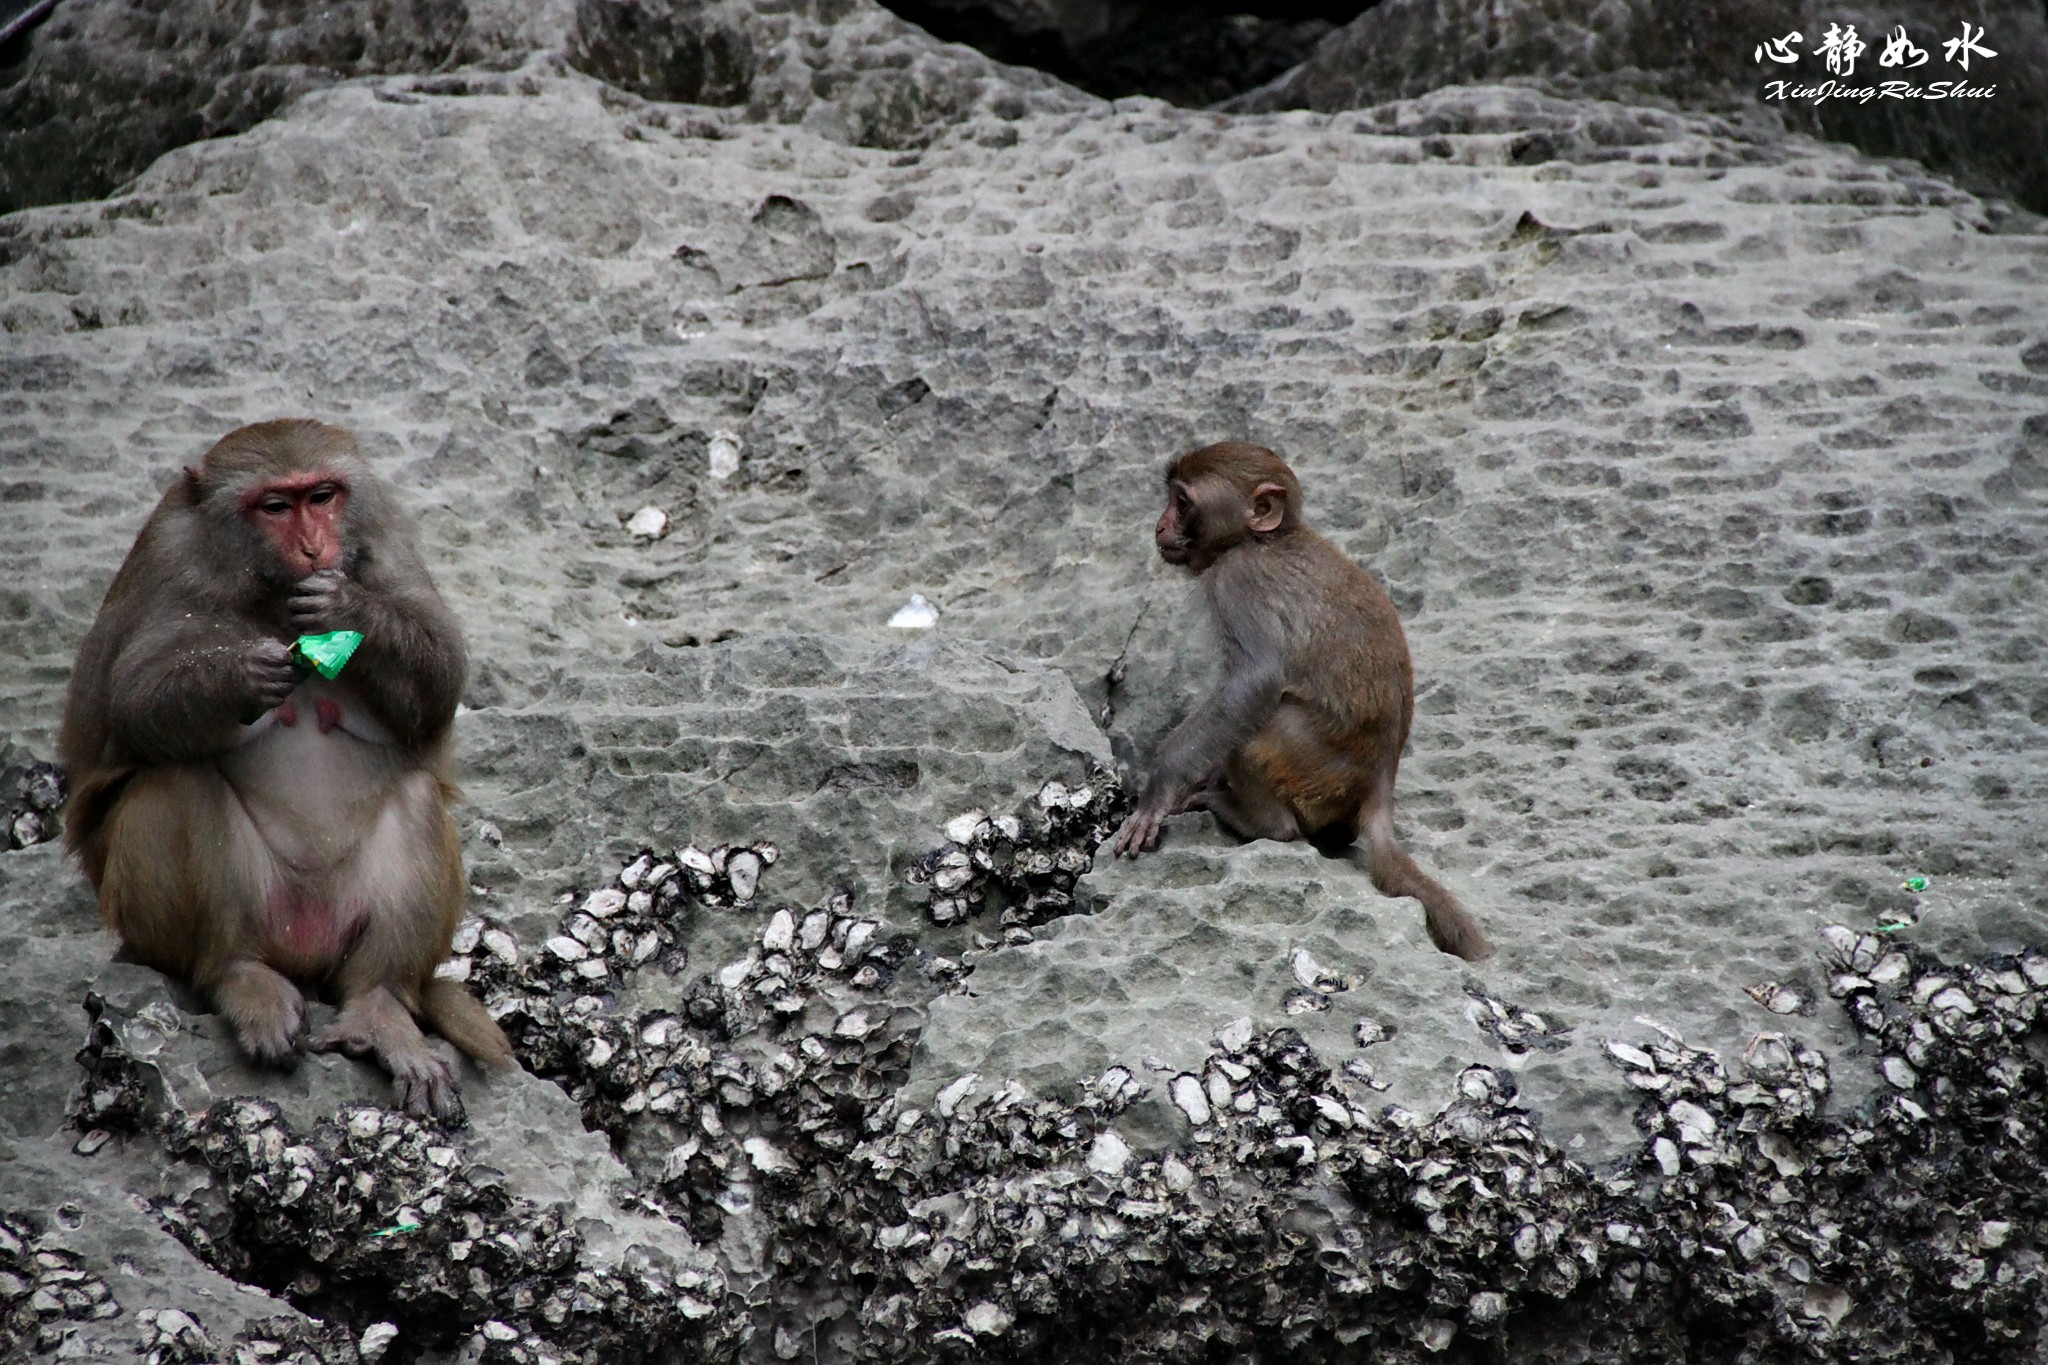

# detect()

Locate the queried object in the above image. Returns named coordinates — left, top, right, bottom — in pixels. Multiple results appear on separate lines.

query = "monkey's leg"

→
left=99, top=766, right=308, bottom=1063
left=309, top=771, right=469, bottom=1122
left=1351, top=787, right=1492, bottom=962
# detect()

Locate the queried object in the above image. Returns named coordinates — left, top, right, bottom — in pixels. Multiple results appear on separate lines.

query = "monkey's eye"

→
left=308, top=485, right=337, bottom=506
left=258, top=496, right=292, bottom=516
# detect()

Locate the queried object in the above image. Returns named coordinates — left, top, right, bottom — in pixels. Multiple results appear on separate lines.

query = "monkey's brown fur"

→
left=1115, top=441, right=1491, bottom=961
left=61, top=419, right=512, bottom=1118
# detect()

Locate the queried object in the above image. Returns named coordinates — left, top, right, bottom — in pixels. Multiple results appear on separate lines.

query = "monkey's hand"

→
left=288, top=569, right=356, bottom=636
left=243, top=639, right=299, bottom=719
left=1113, top=793, right=1174, bottom=858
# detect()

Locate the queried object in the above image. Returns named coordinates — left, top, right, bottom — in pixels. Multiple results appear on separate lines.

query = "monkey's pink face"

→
left=241, top=474, right=349, bottom=576
left=1156, top=481, right=1214, bottom=572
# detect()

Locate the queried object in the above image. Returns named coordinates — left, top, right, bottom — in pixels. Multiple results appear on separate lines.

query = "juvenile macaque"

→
left=60, top=420, right=511, bottom=1118
left=1115, top=441, right=1491, bottom=961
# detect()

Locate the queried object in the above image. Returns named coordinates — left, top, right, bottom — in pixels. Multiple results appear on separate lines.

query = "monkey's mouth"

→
left=1157, top=540, right=1191, bottom=565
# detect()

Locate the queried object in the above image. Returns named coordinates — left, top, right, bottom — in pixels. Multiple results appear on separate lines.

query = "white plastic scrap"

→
left=888, top=594, right=939, bottom=629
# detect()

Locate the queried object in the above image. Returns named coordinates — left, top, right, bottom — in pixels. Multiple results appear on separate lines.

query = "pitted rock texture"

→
left=1, top=3, right=2046, bottom=1358
left=1231, top=0, right=2048, bottom=216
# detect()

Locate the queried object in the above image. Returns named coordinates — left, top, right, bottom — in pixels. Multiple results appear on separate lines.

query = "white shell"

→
left=963, top=1302, right=1013, bottom=1337
left=1169, top=1074, right=1211, bottom=1126
left=726, top=850, right=762, bottom=903
left=799, top=911, right=832, bottom=951
left=936, top=1073, right=980, bottom=1118
left=842, top=920, right=877, bottom=964
left=1086, top=1131, right=1131, bottom=1176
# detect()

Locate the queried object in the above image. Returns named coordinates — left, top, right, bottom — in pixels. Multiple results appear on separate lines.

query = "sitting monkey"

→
left=61, top=419, right=512, bottom=1118
left=1114, top=441, right=1491, bottom=961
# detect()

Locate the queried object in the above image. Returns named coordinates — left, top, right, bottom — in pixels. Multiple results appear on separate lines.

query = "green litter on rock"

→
left=1902, top=876, right=1930, bottom=893
left=291, top=630, right=364, bottom=680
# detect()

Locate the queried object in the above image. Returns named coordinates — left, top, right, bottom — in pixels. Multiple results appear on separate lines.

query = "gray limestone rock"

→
left=1, top=1, right=2046, bottom=1355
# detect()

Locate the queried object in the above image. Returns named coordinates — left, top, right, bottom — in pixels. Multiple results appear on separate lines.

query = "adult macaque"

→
left=60, top=419, right=511, bottom=1119
left=1114, top=441, right=1491, bottom=961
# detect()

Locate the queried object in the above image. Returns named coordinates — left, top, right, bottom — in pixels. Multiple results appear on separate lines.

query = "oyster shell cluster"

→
left=55, top=772, right=2048, bottom=1364
left=134, top=1307, right=349, bottom=1365
left=154, top=1097, right=740, bottom=1364
left=452, top=848, right=922, bottom=1182
left=2, top=758, right=64, bottom=850
left=1463, top=983, right=1571, bottom=1054
left=68, top=990, right=170, bottom=1144
left=905, top=770, right=1129, bottom=934
left=0, top=1210, right=120, bottom=1356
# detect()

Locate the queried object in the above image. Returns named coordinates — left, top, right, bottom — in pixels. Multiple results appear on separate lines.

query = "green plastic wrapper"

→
left=291, top=630, right=364, bottom=680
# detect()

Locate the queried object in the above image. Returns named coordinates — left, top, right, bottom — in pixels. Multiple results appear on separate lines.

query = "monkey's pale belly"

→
left=217, top=679, right=401, bottom=973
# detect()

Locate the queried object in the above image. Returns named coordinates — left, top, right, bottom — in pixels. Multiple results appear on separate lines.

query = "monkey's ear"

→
left=1247, top=481, right=1289, bottom=534
left=181, top=467, right=206, bottom=504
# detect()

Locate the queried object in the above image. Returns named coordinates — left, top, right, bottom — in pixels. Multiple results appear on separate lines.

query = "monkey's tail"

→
left=418, top=979, right=516, bottom=1068
left=1359, top=804, right=1493, bottom=962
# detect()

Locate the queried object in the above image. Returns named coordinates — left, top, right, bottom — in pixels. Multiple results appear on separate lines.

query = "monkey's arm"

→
left=290, top=569, right=466, bottom=748
left=104, top=615, right=296, bottom=763
left=1114, top=653, right=1285, bottom=857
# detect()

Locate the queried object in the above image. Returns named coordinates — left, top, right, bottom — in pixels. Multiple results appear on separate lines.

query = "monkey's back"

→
left=1274, top=528, right=1415, bottom=754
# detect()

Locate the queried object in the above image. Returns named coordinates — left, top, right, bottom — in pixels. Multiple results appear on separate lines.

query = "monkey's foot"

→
left=311, top=987, right=465, bottom=1124
left=213, top=960, right=306, bottom=1066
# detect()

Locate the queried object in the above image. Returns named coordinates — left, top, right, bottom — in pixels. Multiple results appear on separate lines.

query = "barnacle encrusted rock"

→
left=20, top=798, right=2048, bottom=1362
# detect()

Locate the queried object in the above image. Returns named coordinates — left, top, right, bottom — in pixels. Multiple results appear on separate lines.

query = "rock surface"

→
left=2, top=0, right=2047, bottom=1358
left=1234, top=0, right=2048, bottom=216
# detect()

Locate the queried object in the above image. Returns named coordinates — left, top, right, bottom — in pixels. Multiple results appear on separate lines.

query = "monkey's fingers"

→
left=287, top=571, right=348, bottom=631
left=1114, top=810, right=1164, bottom=858
left=232, top=1003, right=305, bottom=1068
left=216, top=962, right=305, bottom=1067
left=391, top=1054, right=465, bottom=1126
left=244, top=642, right=299, bottom=713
